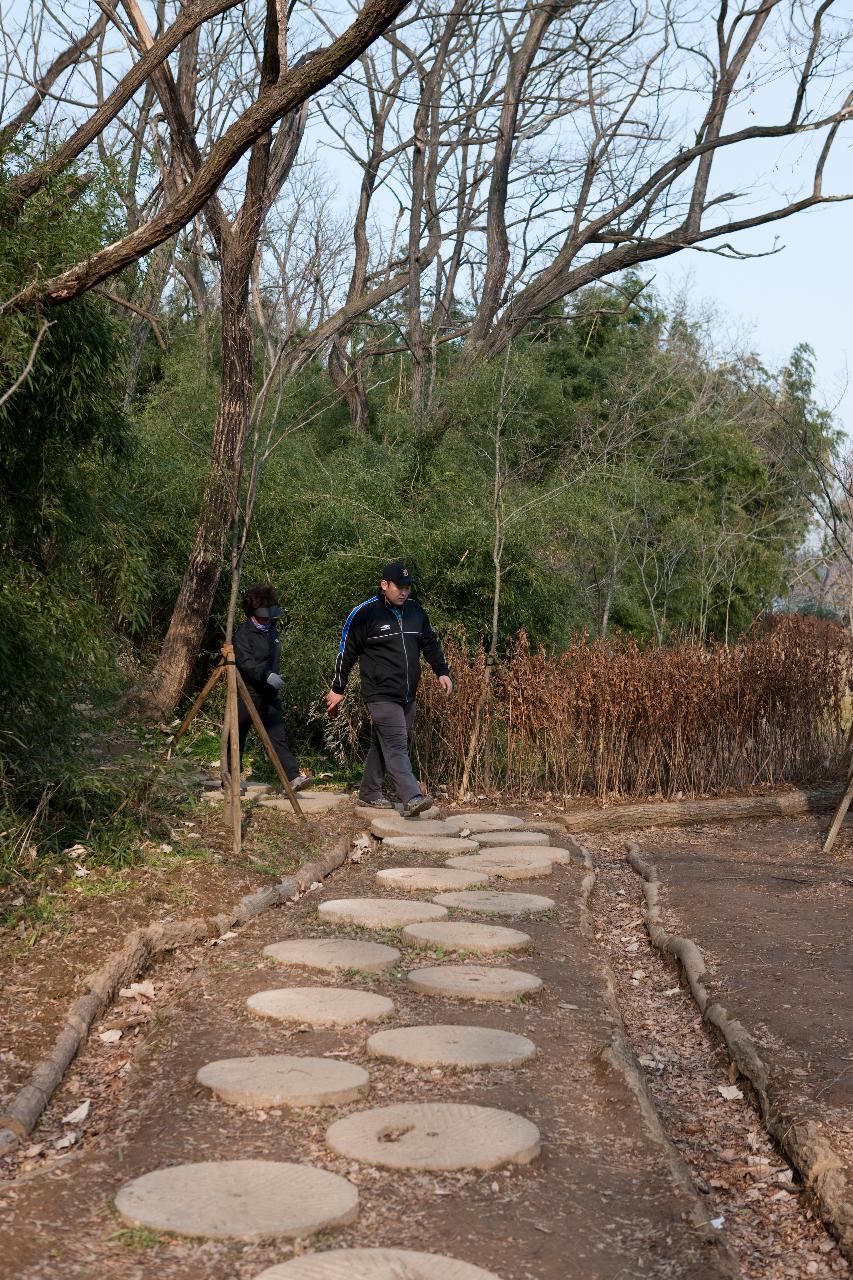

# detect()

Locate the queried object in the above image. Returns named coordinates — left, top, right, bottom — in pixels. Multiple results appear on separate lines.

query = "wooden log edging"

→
left=0, top=838, right=350, bottom=1160
left=561, top=786, right=842, bottom=834
left=626, top=842, right=853, bottom=1263
left=570, top=835, right=740, bottom=1274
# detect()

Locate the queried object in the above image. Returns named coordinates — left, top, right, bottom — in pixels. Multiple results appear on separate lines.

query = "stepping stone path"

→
left=325, top=1101, right=540, bottom=1171
left=433, top=889, right=555, bottom=916
left=380, top=834, right=479, bottom=855
left=400, top=920, right=531, bottom=952
left=247, top=987, right=394, bottom=1027
left=376, top=866, right=488, bottom=892
left=113, top=809, right=545, bottom=1273
left=0, top=804, right=738, bottom=1278
left=115, top=1160, right=358, bottom=1240
left=406, top=964, right=542, bottom=1002
left=446, top=851, right=555, bottom=880
left=263, top=938, right=400, bottom=973
left=255, top=1247, right=504, bottom=1278
left=367, top=1024, right=536, bottom=1068
left=197, top=1055, right=370, bottom=1108
left=319, top=898, right=448, bottom=929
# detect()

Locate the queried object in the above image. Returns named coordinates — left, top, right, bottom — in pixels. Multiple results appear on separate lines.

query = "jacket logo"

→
left=380, top=624, right=391, bottom=631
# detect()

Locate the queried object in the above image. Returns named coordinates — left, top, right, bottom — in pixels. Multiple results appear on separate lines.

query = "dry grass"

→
left=410, top=615, right=851, bottom=801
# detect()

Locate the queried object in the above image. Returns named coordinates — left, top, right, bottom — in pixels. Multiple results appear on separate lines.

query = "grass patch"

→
left=107, top=1226, right=171, bottom=1250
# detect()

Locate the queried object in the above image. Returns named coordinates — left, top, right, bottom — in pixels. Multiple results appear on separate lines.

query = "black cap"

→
left=382, top=560, right=414, bottom=586
left=253, top=605, right=283, bottom=619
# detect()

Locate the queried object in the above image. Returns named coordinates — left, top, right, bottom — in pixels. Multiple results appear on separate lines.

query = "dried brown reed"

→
left=410, top=615, right=851, bottom=801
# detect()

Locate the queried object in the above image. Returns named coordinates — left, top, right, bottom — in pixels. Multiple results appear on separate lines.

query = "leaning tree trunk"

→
left=328, top=338, right=370, bottom=431
left=143, top=261, right=252, bottom=720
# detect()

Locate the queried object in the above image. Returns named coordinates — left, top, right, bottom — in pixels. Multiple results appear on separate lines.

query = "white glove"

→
left=266, top=672, right=283, bottom=690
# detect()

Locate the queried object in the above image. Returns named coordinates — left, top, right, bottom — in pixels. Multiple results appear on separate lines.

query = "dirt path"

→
left=613, top=817, right=853, bottom=1264
left=1, top=804, right=848, bottom=1280
left=0, top=809, right=733, bottom=1280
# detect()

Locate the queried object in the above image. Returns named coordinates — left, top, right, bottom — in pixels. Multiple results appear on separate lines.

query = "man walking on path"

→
left=233, top=585, right=312, bottom=793
left=326, top=561, right=452, bottom=816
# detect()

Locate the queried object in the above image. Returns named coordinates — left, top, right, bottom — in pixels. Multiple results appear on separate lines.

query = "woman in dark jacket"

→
left=233, top=584, right=311, bottom=791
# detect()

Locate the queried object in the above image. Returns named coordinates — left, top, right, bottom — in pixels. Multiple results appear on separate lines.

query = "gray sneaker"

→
left=401, top=794, right=433, bottom=818
left=289, top=773, right=313, bottom=793
left=358, top=795, right=395, bottom=809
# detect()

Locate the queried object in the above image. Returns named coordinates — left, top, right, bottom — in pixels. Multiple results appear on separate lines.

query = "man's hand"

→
left=326, top=689, right=345, bottom=717
left=266, top=672, right=284, bottom=690
left=439, top=675, right=453, bottom=695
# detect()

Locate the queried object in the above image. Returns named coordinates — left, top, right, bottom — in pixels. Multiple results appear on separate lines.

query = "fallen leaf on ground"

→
left=717, top=1084, right=744, bottom=1101
left=119, top=980, right=155, bottom=1000
left=98, top=1029, right=122, bottom=1044
left=63, top=1100, right=90, bottom=1125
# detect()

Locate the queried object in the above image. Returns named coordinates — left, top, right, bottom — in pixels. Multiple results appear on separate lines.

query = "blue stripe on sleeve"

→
left=334, top=595, right=378, bottom=686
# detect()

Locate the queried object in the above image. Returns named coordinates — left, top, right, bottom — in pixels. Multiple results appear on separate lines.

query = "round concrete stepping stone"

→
left=367, top=1024, right=536, bottom=1068
left=471, top=829, right=549, bottom=846
left=369, top=815, right=481, bottom=838
left=325, top=1102, right=540, bottom=1171
left=452, top=813, right=525, bottom=832
left=479, top=843, right=571, bottom=865
left=376, top=867, right=487, bottom=892
left=380, top=835, right=479, bottom=855
left=400, top=920, right=531, bottom=953
left=247, top=987, right=393, bottom=1027
left=446, top=852, right=554, bottom=880
left=262, top=790, right=349, bottom=813
left=255, top=1247, right=503, bottom=1279
left=433, top=890, right=555, bottom=916
left=115, top=1160, right=357, bottom=1240
left=406, top=964, right=542, bottom=1002
left=319, top=898, right=447, bottom=929
left=196, top=1055, right=370, bottom=1108
left=263, top=938, right=400, bottom=974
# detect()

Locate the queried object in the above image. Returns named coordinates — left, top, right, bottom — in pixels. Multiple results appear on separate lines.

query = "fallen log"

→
left=560, top=786, right=842, bottom=833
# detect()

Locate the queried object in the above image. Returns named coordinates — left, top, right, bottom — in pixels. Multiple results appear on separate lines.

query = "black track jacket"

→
left=233, top=618, right=281, bottom=702
left=331, top=594, right=449, bottom=704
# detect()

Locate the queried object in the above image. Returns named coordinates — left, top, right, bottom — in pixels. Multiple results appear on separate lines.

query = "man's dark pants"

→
left=238, top=693, right=299, bottom=781
left=360, top=699, right=420, bottom=803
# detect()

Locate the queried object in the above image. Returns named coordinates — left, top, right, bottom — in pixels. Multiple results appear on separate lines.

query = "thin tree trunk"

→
left=143, top=260, right=252, bottom=719
left=328, top=339, right=370, bottom=430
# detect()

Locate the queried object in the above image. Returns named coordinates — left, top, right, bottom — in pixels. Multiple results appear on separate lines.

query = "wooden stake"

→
left=823, top=761, right=853, bottom=853
left=162, top=643, right=309, bottom=837
left=234, top=668, right=306, bottom=820
left=223, top=645, right=242, bottom=856
left=168, top=663, right=225, bottom=755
